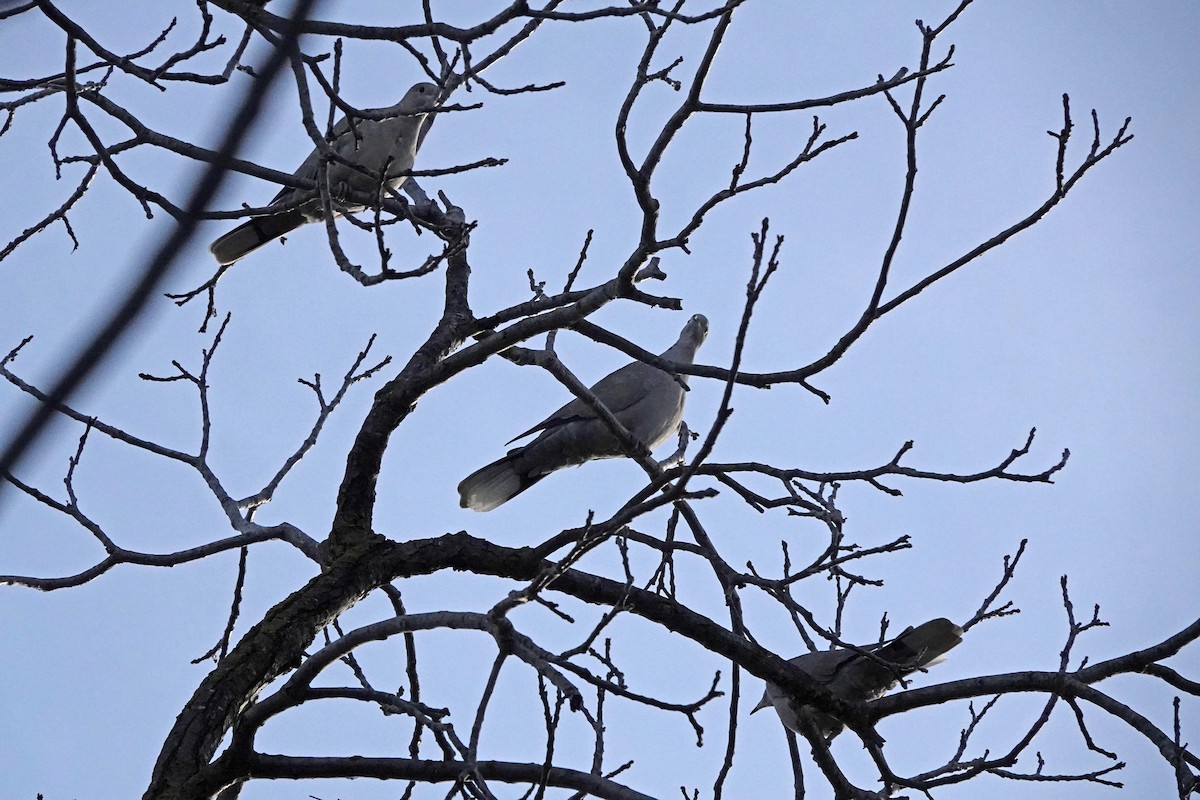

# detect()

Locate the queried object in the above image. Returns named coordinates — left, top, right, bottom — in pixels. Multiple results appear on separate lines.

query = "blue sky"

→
left=1, top=2, right=1197, bottom=798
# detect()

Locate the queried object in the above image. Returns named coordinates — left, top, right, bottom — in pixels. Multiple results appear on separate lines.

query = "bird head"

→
left=686, top=314, right=709, bottom=347
left=400, top=82, right=441, bottom=115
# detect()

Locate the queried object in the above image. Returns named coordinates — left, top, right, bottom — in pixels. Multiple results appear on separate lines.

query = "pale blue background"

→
left=1, top=2, right=1197, bottom=798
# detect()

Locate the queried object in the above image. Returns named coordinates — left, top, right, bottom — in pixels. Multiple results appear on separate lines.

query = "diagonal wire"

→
left=0, top=0, right=321, bottom=504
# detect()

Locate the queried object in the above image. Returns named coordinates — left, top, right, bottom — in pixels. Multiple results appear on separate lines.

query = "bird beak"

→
left=751, top=694, right=773, bottom=715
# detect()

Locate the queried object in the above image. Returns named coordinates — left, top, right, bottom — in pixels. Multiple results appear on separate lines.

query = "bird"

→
left=752, top=618, right=963, bottom=738
left=458, top=314, right=709, bottom=512
left=209, top=81, right=440, bottom=265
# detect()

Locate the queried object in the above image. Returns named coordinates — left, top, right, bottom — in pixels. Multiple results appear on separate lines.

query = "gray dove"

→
left=752, top=618, right=963, bottom=737
left=458, top=315, right=709, bottom=512
left=209, top=81, right=439, bottom=265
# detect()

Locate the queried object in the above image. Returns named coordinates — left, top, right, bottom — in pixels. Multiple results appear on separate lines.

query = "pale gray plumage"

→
left=752, top=618, right=963, bottom=737
left=209, top=81, right=439, bottom=265
left=458, top=315, right=709, bottom=512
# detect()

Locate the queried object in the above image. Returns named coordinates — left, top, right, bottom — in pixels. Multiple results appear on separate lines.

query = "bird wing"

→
left=505, top=360, right=663, bottom=444
left=270, top=82, right=439, bottom=206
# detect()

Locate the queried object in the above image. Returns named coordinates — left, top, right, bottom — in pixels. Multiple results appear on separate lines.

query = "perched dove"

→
left=209, top=81, right=440, bottom=265
left=752, top=618, right=963, bottom=738
left=458, top=314, right=709, bottom=512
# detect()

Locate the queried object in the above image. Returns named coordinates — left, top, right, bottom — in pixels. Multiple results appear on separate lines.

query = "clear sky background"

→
left=1, top=2, right=1197, bottom=799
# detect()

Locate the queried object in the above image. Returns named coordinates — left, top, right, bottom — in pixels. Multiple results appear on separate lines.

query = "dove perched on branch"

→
left=753, top=618, right=963, bottom=738
left=458, top=315, right=709, bottom=512
left=209, top=81, right=440, bottom=265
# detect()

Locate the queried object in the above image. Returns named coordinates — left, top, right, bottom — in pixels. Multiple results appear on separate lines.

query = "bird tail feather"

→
left=209, top=209, right=306, bottom=265
left=886, top=618, right=963, bottom=669
left=458, top=450, right=546, bottom=512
